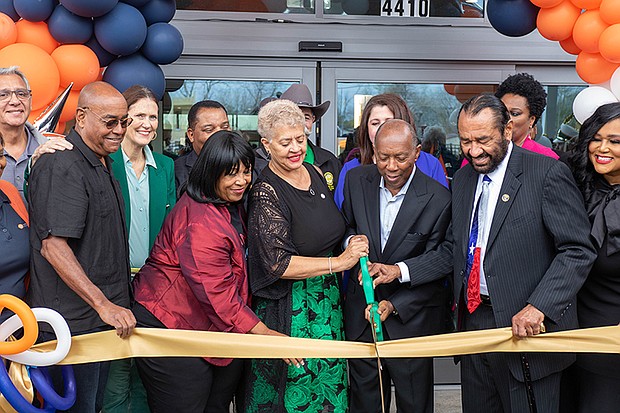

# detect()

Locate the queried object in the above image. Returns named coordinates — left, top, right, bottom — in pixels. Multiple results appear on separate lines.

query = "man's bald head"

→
left=375, top=118, right=419, bottom=150
left=374, top=118, right=420, bottom=196
left=77, top=81, right=127, bottom=110
left=75, top=82, right=130, bottom=159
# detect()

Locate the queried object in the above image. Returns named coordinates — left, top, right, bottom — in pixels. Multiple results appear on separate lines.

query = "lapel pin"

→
left=17, top=223, right=25, bottom=230
left=501, top=194, right=510, bottom=202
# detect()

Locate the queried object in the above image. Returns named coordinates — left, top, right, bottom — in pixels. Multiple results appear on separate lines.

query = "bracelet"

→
left=328, top=256, right=333, bottom=274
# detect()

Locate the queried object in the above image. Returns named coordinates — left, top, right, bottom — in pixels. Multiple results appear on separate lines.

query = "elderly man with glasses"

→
left=0, top=66, right=72, bottom=202
left=28, top=81, right=136, bottom=413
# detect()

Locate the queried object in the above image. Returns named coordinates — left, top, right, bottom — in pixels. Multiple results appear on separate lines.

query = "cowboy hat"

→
left=280, top=84, right=330, bottom=120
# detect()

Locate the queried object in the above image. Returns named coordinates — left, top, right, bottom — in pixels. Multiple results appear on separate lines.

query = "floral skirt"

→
left=245, top=274, right=348, bottom=413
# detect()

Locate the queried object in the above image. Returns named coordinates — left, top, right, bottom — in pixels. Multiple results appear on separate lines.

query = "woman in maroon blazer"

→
left=132, top=131, right=284, bottom=413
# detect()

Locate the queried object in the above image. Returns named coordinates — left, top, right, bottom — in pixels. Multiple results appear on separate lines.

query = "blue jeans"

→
left=39, top=330, right=110, bottom=413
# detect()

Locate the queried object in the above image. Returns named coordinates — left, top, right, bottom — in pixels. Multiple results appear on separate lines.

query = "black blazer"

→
left=342, top=165, right=452, bottom=341
left=451, top=146, right=596, bottom=381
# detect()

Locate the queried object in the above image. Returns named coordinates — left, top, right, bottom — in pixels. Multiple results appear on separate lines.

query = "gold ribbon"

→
left=29, top=325, right=620, bottom=366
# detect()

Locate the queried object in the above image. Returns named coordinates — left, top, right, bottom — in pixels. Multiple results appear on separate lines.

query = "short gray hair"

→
left=257, top=99, right=307, bottom=142
left=0, top=66, right=30, bottom=90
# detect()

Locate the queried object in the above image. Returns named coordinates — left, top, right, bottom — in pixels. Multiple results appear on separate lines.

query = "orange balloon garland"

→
left=572, top=10, right=609, bottom=53
left=559, top=35, right=581, bottom=55
left=575, top=51, right=620, bottom=84
left=600, top=0, right=620, bottom=25
left=599, top=24, right=620, bottom=64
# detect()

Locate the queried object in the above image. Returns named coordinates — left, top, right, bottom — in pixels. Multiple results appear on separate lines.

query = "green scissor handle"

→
left=360, top=256, right=384, bottom=342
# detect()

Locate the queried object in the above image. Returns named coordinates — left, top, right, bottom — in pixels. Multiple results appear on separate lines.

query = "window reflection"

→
left=176, top=0, right=312, bottom=13
left=336, top=82, right=586, bottom=158
left=163, top=79, right=296, bottom=156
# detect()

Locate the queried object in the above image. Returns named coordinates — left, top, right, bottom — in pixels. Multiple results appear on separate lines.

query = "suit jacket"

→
left=451, top=146, right=596, bottom=381
left=110, top=149, right=176, bottom=250
left=342, top=165, right=452, bottom=341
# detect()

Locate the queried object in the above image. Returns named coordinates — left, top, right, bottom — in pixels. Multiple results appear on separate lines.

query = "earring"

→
left=150, top=131, right=157, bottom=142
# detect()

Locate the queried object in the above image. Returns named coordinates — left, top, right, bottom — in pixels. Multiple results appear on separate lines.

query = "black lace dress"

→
left=243, top=163, right=347, bottom=413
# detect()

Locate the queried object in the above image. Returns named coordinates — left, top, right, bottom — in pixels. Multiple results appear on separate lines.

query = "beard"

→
left=465, top=137, right=510, bottom=174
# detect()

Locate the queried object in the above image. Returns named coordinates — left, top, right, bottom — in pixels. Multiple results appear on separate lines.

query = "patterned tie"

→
left=466, top=175, right=491, bottom=313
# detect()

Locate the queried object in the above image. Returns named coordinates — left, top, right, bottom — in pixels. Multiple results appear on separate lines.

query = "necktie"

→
left=466, top=175, right=491, bottom=313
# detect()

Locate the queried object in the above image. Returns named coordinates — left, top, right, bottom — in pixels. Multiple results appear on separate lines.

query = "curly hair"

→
left=495, top=73, right=547, bottom=125
left=358, top=94, right=416, bottom=165
left=257, top=99, right=307, bottom=142
left=567, top=102, right=620, bottom=200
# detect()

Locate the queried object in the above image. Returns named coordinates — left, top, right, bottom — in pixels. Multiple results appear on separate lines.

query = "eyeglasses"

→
left=0, top=89, right=31, bottom=102
left=81, top=107, right=133, bottom=129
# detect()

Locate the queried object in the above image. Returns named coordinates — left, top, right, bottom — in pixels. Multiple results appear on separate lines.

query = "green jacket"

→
left=110, top=148, right=176, bottom=250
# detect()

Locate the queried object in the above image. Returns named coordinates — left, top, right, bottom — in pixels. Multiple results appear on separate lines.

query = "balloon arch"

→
left=487, top=0, right=620, bottom=123
left=0, top=0, right=183, bottom=130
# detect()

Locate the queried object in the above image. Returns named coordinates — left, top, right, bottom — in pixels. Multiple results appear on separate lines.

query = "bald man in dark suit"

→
left=342, top=119, right=452, bottom=413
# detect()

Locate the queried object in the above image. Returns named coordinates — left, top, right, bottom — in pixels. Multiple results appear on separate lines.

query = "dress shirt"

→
left=122, top=146, right=156, bottom=269
left=1, top=128, right=40, bottom=203
left=377, top=166, right=416, bottom=284
left=470, top=142, right=513, bottom=295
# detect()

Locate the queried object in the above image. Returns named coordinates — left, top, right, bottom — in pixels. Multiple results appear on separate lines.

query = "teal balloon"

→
left=14, top=0, right=56, bottom=22
left=60, top=0, right=118, bottom=17
left=103, top=53, right=165, bottom=100
left=95, top=3, right=147, bottom=56
left=141, top=23, right=183, bottom=65
left=48, top=5, right=93, bottom=44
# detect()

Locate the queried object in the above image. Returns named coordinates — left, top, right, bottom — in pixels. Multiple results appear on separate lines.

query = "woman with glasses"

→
left=103, top=85, right=176, bottom=413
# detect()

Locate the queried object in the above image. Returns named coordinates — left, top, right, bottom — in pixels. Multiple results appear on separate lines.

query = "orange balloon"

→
left=570, top=0, right=601, bottom=9
left=537, top=1, right=582, bottom=41
left=54, top=121, right=66, bottom=134
left=572, top=10, right=609, bottom=53
left=599, top=24, right=620, bottom=63
left=454, top=84, right=497, bottom=103
left=15, top=20, right=58, bottom=55
left=444, top=84, right=456, bottom=95
left=0, top=43, right=60, bottom=111
left=59, top=89, right=80, bottom=123
left=0, top=13, right=17, bottom=49
left=530, top=0, right=564, bottom=8
left=51, top=45, right=100, bottom=90
left=0, top=294, right=38, bottom=355
left=600, top=0, right=620, bottom=25
left=560, top=35, right=581, bottom=55
left=575, top=51, right=619, bottom=84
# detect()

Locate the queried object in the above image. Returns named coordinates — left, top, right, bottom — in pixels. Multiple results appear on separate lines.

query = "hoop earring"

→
left=150, top=131, right=157, bottom=142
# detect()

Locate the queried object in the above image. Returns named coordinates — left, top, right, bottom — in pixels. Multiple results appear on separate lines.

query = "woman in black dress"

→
left=564, top=102, right=620, bottom=412
left=243, top=99, right=368, bottom=413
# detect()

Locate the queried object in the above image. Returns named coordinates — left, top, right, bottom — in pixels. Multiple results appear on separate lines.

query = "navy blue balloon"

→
left=85, top=36, right=116, bottom=67
left=48, top=5, right=93, bottom=44
left=121, top=0, right=151, bottom=7
left=139, top=0, right=175, bottom=25
left=95, top=3, right=147, bottom=56
left=13, top=0, right=56, bottom=22
left=487, top=0, right=539, bottom=38
left=103, top=53, right=165, bottom=100
left=141, top=23, right=183, bottom=65
left=60, top=0, right=118, bottom=17
left=0, top=1, right=19, bottom=21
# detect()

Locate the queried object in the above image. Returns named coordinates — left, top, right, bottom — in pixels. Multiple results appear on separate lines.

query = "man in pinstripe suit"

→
left=452, top=94, right=596, bottom=412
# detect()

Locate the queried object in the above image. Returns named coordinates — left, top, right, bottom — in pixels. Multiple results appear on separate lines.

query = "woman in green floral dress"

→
left=243, top=99, right=369, bottom=413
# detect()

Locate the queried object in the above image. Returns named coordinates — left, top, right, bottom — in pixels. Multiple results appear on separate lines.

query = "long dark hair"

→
left=568, top=102, right=620, bottom=200
left=358, top=94, right=416, bottom=165
left=185, top=130, right=255, bottom=204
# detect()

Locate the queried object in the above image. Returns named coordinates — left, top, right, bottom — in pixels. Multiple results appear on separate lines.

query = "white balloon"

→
left=610, top=66, right=620, bottom=101
left=573, top=86, right=619, bottom=124
left=0, top=308, right=71, bottom=367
